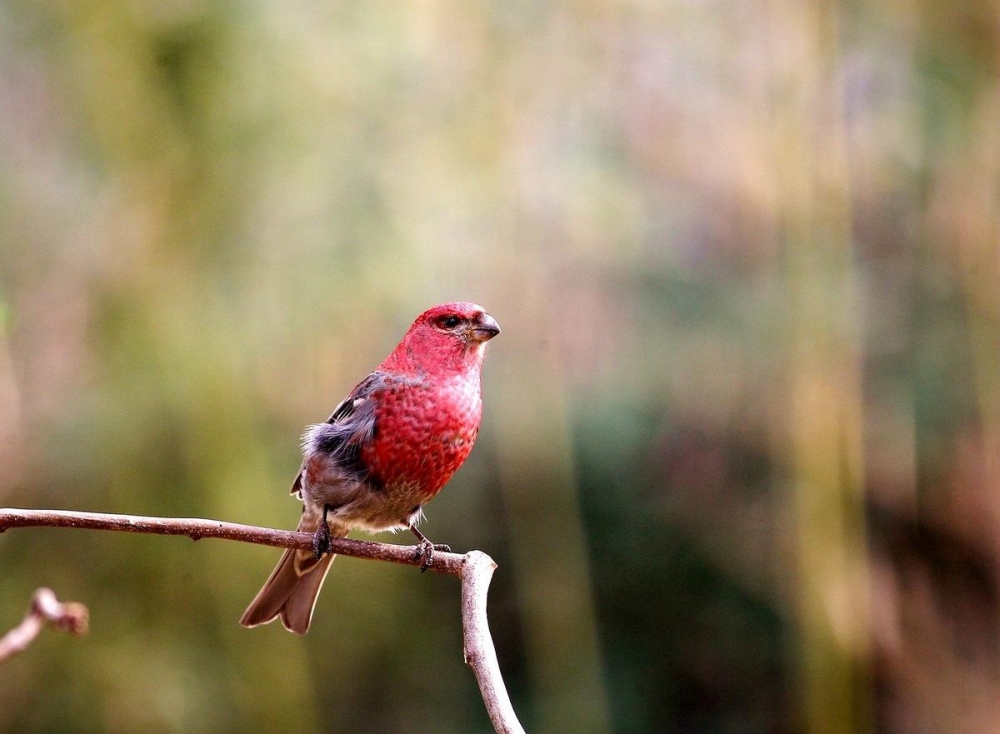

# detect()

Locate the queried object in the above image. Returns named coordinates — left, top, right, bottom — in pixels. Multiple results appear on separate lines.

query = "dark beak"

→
left=470, top=313, right=501, bottom=342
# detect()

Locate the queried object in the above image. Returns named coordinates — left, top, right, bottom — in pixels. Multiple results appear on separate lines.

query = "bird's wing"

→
left=290, top=371, right=419, bottom=494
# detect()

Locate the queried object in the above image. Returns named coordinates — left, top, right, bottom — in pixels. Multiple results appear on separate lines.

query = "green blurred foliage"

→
left=2, top=1, right=999, bottom=733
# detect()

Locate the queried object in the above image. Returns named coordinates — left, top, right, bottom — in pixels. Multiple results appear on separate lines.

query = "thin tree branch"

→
left=461, top=552, right=526, bottom=734
left=0, top=507, right=525, bottom=734
left=0, top=508, right=466, bottom=573
left=0, top=587, right=89, bottom=663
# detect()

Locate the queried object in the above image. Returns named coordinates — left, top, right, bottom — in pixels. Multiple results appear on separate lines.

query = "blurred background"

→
left=1, top=1, right=999, bottom=732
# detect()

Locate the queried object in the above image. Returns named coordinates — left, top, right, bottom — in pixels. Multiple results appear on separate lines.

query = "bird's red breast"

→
left=360, top=374, right=483, bottom=499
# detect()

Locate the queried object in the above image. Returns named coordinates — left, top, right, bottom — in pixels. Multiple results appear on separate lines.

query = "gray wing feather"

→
left=290, top=371, right=411, bottom=494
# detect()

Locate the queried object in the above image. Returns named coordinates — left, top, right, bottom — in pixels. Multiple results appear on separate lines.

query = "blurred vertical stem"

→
left=767, top=1, right=873, bottom=733
left=0, top=292, right=24, bottom=489
left=953, top=87, right=1000, bottom=525
left=492, top=273, right=611, bottom=734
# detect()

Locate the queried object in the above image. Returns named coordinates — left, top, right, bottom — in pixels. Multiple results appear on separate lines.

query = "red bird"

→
left=240, top=302, right=500, bottom=634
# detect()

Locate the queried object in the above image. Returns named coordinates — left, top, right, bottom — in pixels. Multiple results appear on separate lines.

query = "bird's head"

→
left=384, top=302, right=501, bottom=375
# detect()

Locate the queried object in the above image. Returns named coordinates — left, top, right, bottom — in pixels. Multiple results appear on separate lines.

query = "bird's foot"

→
left=313, top=505, right=333, bottom=559
left=409, top=526, right=451, bottom=572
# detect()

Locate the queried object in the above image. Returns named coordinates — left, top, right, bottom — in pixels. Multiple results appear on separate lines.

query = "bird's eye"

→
left=440, top=315, right=462, bottom=329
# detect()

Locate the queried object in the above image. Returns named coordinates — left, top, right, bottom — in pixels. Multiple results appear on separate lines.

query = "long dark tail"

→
left=240, top=516, right=338, bottom=635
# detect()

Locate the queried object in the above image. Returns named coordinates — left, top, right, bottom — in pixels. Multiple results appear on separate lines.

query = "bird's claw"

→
left=413, top=540, right=452, bottom=572
left=414, top=538, right=434, bottom=571
left=312, top=521, right=333, bottom=559
left=409, top=524, right=451, bottom=572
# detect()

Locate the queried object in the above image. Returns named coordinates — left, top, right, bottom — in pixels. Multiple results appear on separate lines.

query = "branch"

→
left=0, top=587, right=89, bottom=663
left=0, top=508, right=525, bottom=734
left=461, top=552, right=525, bottom=734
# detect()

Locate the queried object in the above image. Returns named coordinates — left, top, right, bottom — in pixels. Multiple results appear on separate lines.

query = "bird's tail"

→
left=240, top=514, right=339, bottom=635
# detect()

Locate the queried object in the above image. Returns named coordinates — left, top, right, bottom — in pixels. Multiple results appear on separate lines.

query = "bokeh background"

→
left=2, top=1, right=999, bottom=732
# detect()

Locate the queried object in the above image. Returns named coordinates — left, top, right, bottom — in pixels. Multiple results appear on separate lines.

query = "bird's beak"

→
left=469, top=313, right=501, bottom=343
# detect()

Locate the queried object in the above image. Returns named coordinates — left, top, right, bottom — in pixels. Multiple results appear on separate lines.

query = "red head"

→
left=381, top=302, right=501, bottom=376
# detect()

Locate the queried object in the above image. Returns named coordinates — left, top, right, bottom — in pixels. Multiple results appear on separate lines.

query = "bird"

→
left=240, top=302, right=500, bottom=634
